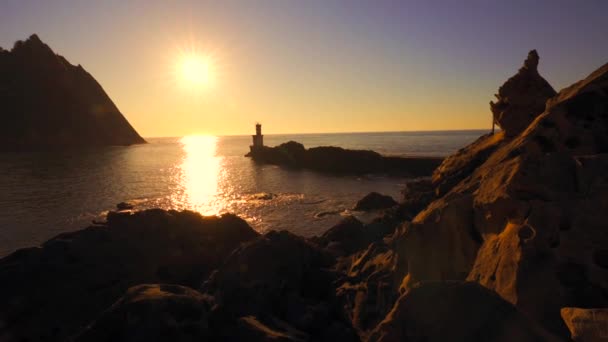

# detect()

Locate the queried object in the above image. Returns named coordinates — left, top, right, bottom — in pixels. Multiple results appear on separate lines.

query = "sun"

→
left=175, top=53, right=215, bottom=89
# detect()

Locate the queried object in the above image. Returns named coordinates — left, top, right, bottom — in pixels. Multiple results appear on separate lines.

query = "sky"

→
left=1, top=0, right=608, bottom=137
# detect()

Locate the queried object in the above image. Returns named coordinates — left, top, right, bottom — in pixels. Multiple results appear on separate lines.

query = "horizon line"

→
left=143, top=127, right=494, bottom=139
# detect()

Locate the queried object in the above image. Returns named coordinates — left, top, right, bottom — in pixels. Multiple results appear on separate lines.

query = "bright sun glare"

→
left=180, top=55, right=213, bottom=87
left=175, top=53, right=215, bottom=90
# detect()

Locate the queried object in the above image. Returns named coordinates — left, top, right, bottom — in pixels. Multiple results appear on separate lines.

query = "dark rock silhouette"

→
left=353, top=192, right=398, bottom=211
left=490, top=50, right=557, bottom=137
left=201, top=230, right=359, bottom=341
left=74, top=284, right=215, bottom=342
left=0, top=209, right=258, bottom=341
left=0, top=34, right=145, bottom=150
left=246, top=141, right=442, bottom=177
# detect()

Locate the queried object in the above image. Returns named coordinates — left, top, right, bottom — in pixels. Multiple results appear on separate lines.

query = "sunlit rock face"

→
left=368, top=282, right=560, bottom=342
left=490, top=50, right=557, bottom=137
left=0, top=209, right=258, bottom=342
left=0, top=34, right=145, bottom=150
left=396, top=59, right=608, bottom=337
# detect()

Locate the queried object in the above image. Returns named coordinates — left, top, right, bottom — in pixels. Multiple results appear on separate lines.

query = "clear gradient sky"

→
left=1, top=0, right=607, bottom=137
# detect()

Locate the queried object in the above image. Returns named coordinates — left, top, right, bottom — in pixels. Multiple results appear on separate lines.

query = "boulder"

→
left=560, top=307, right=608, bottom=342
left=116, top=201, right=134, bottom=210
left=490, top=50, right=557, bottom=137
left=74, top=284, right=214, bottom=342
left=399, top=178, right=436, bottom=218
left=368, top=282, right=561, bottom=342
left=0, top=209, right=259, bottom=341
left=0, top=34, right=145, bottom=150
left=353, top=192, right=397, bottom=211
left=335, top=239, right=407, bottom=338
left=317, top=216, right=367, bottom=255
left=201, top=230, right=359, bottom=341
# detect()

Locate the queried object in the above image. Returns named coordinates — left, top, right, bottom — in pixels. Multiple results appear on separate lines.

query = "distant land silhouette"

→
left=0, top=34, right=145, bottom=150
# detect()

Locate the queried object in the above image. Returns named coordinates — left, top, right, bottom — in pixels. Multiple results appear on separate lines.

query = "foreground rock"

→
left=353, top=192, right=397, bottom=211
left=560, top=307, right=608, bottom=342
left=0, top=209, right=259, bottom=341
left=399, top=53, right=608, bottom=338
left=246, top=141, right=442, bottom=177
left=75, top=284, right=214, bottom=342
left=490, top=50, right=557, bottom=137
left=202, top=230, right=359, bottom=341
left=0, top=34, right=145, bottom=150
left=368, top=282, right=561, bottom=342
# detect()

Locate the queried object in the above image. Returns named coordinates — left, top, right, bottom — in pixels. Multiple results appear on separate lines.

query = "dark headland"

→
left=246, top=139, right=443, bottom=177
left=1, top=49, right=608, bottom=342
left=0, top=35, right=145, bottom=150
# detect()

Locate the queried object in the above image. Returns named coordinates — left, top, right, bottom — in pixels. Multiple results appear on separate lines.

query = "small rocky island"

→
left=246, top=124, right=442, bottom=177
left=1, top=50, right=607, bottom=341
left=0, top=35, right=145, bottom=150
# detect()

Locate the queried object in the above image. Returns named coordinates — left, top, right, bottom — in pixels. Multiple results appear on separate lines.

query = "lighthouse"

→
left=250, top=123, right=264, bottom=152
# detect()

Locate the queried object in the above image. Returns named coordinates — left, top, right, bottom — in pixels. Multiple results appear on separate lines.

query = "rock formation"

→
left=560, top=308, right=608, bottom=342
left=0, top=209, right=258, bottom=341
left=246, top=141, right=442, bottom=177
left=201, top=230, right=359, bottom=341
left=74, top=284, right=215, bottom=342
left=368, top=282, right=561, bottom=342
left=0, top=34, right=145, bottom=150
left=490, top=50, right=557, bottom=137
left=353, top=192, right=398, bottom=211
left=399, top=55, right=608, bottom=338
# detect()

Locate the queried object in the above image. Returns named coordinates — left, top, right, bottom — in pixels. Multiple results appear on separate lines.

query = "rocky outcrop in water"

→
left=353, top=192, right=397, bottom=211
left=0, top=34, right=145, bottom=150
left=246, top=141, right=442, bottom=177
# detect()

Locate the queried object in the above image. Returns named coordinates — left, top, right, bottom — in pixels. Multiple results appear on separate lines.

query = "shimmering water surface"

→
left=0, top=130, right=486, bottom=256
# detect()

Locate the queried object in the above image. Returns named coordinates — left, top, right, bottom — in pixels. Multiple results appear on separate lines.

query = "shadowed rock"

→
left=201, top=230, right=359, bottom=341
left=0, top=209, right=259, bottom=341
left=490, top=50, right=557, bottom=137
left=560, top=307, right=608, bottom=342
left=74, top=284, right=214, bottom=342
left=353, top=192, right=397, bottom=211
left=0, top=34, right=145, bottom=150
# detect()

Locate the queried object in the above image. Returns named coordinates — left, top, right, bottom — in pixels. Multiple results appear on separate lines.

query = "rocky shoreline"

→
left=246, top=141, right=443, bottom=177
left=1, top=50, right=608, bottom=341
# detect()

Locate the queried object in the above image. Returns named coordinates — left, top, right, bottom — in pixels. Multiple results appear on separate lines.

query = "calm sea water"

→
left=0, top=130, right=486, bottom=257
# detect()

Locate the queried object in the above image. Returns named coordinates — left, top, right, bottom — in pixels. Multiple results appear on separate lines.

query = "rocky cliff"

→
left=0, top=35, right=145, bottom=150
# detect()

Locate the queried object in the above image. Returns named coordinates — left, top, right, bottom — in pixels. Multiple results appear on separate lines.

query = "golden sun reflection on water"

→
left=175, top=135, right=225, bottom=215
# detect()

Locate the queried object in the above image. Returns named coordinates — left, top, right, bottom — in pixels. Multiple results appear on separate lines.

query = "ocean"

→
left=0, top=130, right=486, bottom=257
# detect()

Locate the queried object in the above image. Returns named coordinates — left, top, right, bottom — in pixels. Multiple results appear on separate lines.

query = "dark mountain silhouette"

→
left=0, top=34, right=145, bottom=150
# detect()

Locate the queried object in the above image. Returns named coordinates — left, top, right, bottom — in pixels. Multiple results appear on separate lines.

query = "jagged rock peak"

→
left=490, top=50, right=556, bottom=137
left=522, top=49, right=539, bottom=72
